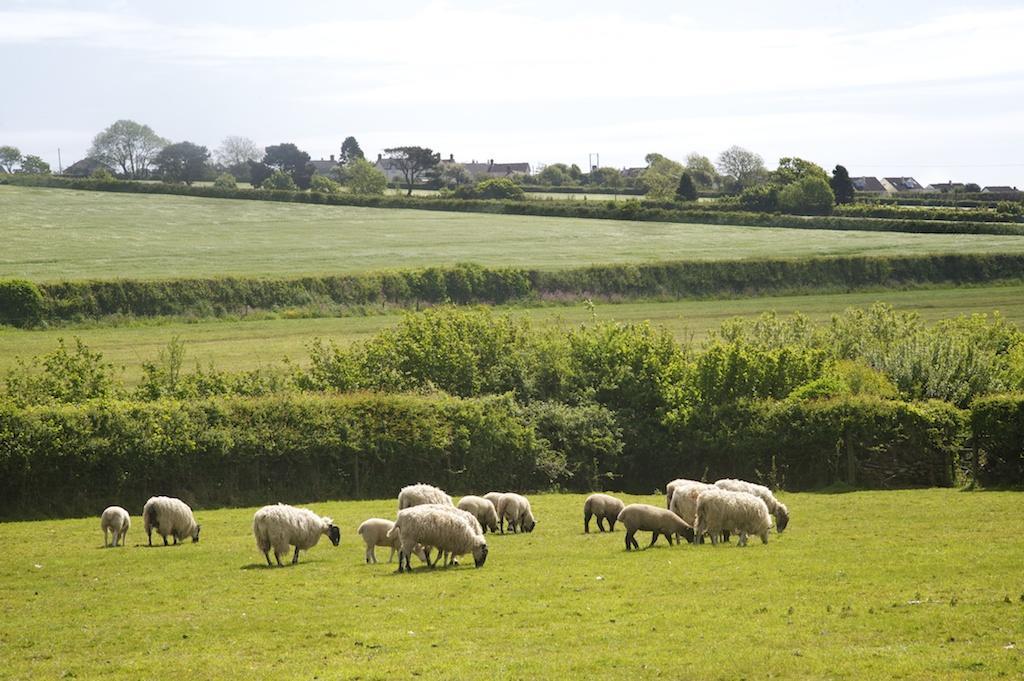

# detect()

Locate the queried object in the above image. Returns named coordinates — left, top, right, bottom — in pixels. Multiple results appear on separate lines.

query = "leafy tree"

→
left=640, top=152, right=683, bottom=199
left=4, top=338, right=119, bottom=407
left=675, top=172, right=698, bottom=201
left=345, top=157, right=387, bottom=195
left=830, top=165, right=855, bottom=205
left=339, top=136, right=365, bottom=164
left=537, top=164, right=568, bottom=186
left=778, top=176, right=835, bottom=216
left=20, top=155, right=51, bottom=174
left=215, top=136, right=261, bottom=167
left=261, top=169, right=298, bottom=191
left=716, top=146, right=766, bottom=190
left=475, top=177, right=525, bottom=200
left=383, top=146, right=440, bottom=195
left=263, top=143, right=313, bottom=189
left=154, top=141, right=210, bottom=185
left=684, top=153, right=719, bottom=190
left=772, top=157, right=827, bottom=185
left=965, top=183, right=981, bottom=193
left=644, top=152, right=684, bottom=177
left=567, top=163, right=584, bottom=182
left=589, top=167, right=624, bottom=188
left=435, top=161, right=472, bottom=188
left=213, top=173, right=237, bottom=189
left=88, top=120, right=168, bottom=179
left=247, top=161, right=273, bottom=188
left=739, top=184, right=780, bottom=211
left=0, top=145, right=21, bottom=173
left=310, top=174, right=341, bottom=193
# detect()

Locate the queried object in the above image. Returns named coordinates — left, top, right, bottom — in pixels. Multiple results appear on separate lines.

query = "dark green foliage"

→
left=263, top=143, right=313, bottom=189
left=0, top=279, right=44, bottom=327
left=739, top=184, right=780, bottom=211
left=830, top=165, right=855, bottom=205
left=778, top=176, right=835, bottom=216
left=4, top=338, right=118, bottom=406
left=675, top=172, right=698, bottom=201
left=339, top=136, right=364, bottom=164
left=474, top=178, right=526, bottom=200
left=970, top=394, right=1024, bottom=486
left=154, top=141, right=210, bottom=185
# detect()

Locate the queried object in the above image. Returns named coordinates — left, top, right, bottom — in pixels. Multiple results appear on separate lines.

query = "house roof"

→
left=462, top=161, right=531, bottom=176
left=851, top=176, right=885, bottom=192
left=982, top=186, right=1017, bottom=193
left=310, top=159, right=338, bottom=175
left=883, top=177, right=924, bottom=191
left=927, top=182, right=967, bottom=192
left=62, top=157, right=111, bottom=177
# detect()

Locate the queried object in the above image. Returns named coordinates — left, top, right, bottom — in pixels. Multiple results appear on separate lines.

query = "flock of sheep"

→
left=98, top=477, right=789, bottom=571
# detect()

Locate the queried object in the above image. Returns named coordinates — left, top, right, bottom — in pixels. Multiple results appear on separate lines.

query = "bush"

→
left=90, top=168, right=116, bottom=182
left=475, top=178, right=526, bottom=200
left=778, top=176, right=835, bottom=216
left=970, top=394, right=1024, bottom=486
left=739, top=184, right=780, bottom=212
left=261, top=170, right=297, bottom=191
left=310, top=174, right=341, bottom=194
left=0, top=279, right=45, bottom=327
left=213, top=173, right=237, bottom=189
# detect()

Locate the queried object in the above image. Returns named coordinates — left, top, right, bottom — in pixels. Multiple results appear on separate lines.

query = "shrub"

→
left=675, top=172, right=698, bottom=201
left=213, top=173, right=237, bottom=189
left=345, top=158, right=388, bottom=195
left=475, top=177, right=526, bottom=200
left=971, top=394, right=1024, bottom=486
left=261, top=170, right=297, bottom=191
left=778, top=176, right=835, bottom=216
left=90, top=168, right=116, bottom=182
left=739, top=184, right=780, bottom=212
left=310, top=174, right=341, bottom=194
left=0, top=279, right=45, bottom=328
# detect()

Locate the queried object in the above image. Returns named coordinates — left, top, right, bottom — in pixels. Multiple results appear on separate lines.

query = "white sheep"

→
left=252, top=503, right=340, bottom=567
left=143, top=496, right=200, bottom=546
left=694, top=488, right=772, bottom=547
left=583, top=493, right=624, bottom=533
left=388, top=504, right=488, bottom=572
left=495, top=492, right=536, bottom=534
left=483, top=492, right=506, bottom=530
left=665, top=478, right=705, bottom=509
left=667, top=481, right=717, bottom=544
left=616, top=503, right=692, bottom=550
left=100, top=506, right=130, bottom=547
left=356, top=518, right=427, bottom=565
left=398, top=483, right=453, bottom=510
left=457, top=495, right=500, bottom=533
left=714, top=478, right=790, bottom=532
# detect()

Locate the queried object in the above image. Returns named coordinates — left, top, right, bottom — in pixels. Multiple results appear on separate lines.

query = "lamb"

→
left=143, top=496, right=200, bottom=546
left=398, top=483, right=453, bottom=510
left=100, top=506, right=130, bottom=547
left=495, top=492, right=536, bottom=534
left=694, top=488, right=772, bottom=547
left=457, top=495, right=500, bottom=533
left=665, top=478, right=705, bottom=509
left=356, top=518, right=426, bottom=565
left=388, top=504, right=488, bottom=573
left=252, top=503, right=340, bottom=567
left=616, top=503, right=692, bottom=551
left=714, top=478, right=789, bottom=532
left=583, top=493, right=624, bottom=533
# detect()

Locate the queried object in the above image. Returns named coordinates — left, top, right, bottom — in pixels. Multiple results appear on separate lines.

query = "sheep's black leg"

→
left=722, top=530, right=731, bottom=543
left=624, top=530, right=632, bottom=551
left=162, top=535, right=168, bottom=546
left=292, top=547, right=300, bottom=564
left=608, top=518, right=616, bottom=532
left=263, top=551, right=272, bottom=567
left=146, top=528, right=152, bottom=546
left=649, top=531, right=659, bottom=547
left=584, top=511, right=592, bottom=533
left=597, top=517, right=607, bottom=532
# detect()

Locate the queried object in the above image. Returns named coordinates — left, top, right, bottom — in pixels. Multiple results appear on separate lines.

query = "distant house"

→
left=62, top=157, right=112, bottom=177
left=461, top=159, right=532, bottom=179
left=982, top=186, right=1018, bottom=193
left=310, top=156, right=339, bottom=176
left=880, top=177, right=925, bottom=192
left=926, top=182, right=967, bottom=193
left=851, top=176, right=886, bottom=193
left=373, top=154, right=408, bottom=183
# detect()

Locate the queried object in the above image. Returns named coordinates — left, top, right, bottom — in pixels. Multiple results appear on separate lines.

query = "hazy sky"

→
left=2, top=0, right=1022, bottom=186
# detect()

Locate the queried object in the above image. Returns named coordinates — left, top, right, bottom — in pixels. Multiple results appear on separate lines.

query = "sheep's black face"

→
left=192, top=525, right=201, bottom=543
left=776, top=512, right=789, bottom=533
left=523, top=520, right=535, bottom=533
left=328, top=525, right=341, bottom=546
left=680, top=526, right=695, bottom=544
left=474, top=544, right=489, bottom=568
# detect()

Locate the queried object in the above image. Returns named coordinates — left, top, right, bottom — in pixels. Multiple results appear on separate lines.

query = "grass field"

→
left=4, top=185, right=1024, bottom=281
left=0, top=490, right=1021, bottom=680
left=3, top=283, right=1024, bottom=384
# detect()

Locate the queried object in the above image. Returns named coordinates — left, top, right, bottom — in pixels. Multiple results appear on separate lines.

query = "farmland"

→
left=1, top=490, right=1021, bottom=680
left=4, top=185, right=1024, bottom=281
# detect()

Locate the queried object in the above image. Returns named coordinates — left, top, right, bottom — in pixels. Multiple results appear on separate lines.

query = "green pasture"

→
left=4, top=185, right=1024, bottom=281
left=3, top=283, right=1024, bottom=385
left=0, top=490, right=1020, bottom=680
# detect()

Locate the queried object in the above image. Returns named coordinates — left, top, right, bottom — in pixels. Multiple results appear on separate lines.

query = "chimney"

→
left=449, top=153, right=454, bottom=162
left=489, top=158, right=494, bottom=165
left=377, top=153, right=382, bottom=162
left=330, top=154, right=335, bottom=162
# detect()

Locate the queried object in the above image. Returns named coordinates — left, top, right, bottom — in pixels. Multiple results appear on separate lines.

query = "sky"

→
left=2, top=0, right=1023, bottom=187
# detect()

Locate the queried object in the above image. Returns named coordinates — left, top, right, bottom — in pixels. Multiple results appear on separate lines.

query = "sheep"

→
left=483, top=492, right=505, bottom=530
left=457, top=495, right=500, bottom=533
left=495, top=492, right=536, bottom=534
left=667, top=481, right=717, bottom=544
left=583, top=493, right=624, bottom=533
left=665, top=478, right=705, bottom=509
left=714, top=478, right=790, bottom=532
left=398, top=483, right=453, bottom=510
left=356, top=518, right=427, bottom=565
left=616, top=503, right=692, bottom=551
left=388, top=504, right=488, bottom=573
left=694, top=488, right=772, bottom=547
left=143, top=496, right=200, bottom=546
left=100, top=506, right=130, bottom=547
left=252, top=503, right=340, bottom=567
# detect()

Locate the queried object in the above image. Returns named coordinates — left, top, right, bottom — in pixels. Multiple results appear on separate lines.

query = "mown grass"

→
left=3, top=283, right=1024, bottom=385
left=0, top=490, right=1020, bottom=680
left=4, top=185, right=1024, bottom=281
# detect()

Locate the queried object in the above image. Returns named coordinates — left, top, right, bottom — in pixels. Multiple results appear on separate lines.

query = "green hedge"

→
left=970, top=394, right=1024, bottom=486
left=0, top=279, right=44, bottom=327
left=6, top=174, right=1023, bottom=236
left=6, top=253, right=1024, bottom=323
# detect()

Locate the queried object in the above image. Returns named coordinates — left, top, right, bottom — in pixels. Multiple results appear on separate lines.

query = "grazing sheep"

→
left=616, top=504, right=692, bottom=551
left=398, top=483, right=453, bottom=510
left=583, top=493, right=624, bottom=533
left=483, top=492, right=506, bottom=530
left=388, top=504, right=488, bottom=573
left=714, top=478, right=789, bottom=532
left=356, top=518, right=426, bottom=565
left=667, top=481, right=716, bottom=544
left=495, top=493, right=536, bottom=534
left=457, top=496, right=500, bottom=533
left=252, top=503, right=340, bottom=567
left=665, top=478, right=705, bottom=509
left=695, top=488, right=772, bottom=547
left=100, top=506, right=130, bottom=547
left=143, top=496, right=200, bottom=546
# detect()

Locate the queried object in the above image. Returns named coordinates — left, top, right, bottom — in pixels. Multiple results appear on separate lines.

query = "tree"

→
left=20, top=155, right=51, bottom=175
left=778, top=176, right=835, bottom=215
left=154, top=141, right=210, bottom=185
left=88, top=120, right=168, bottom=179
left=830, top=165, right=855, bottom=205
left=213, top=173, right=237, bottom=189
left=537, top=164, right=568, bottom=186
left=0, top=146, right=21, bottom=173
left=247, top=161, right=273, bottom=188
left=435, top=161, right=472, bottom=188
left=965, top=183, right=981, bottom=193
left=382, top=146, right=440, bottom=195
left=215, top=136, right=261, bottom=167
left=684, top=153, right=719, bottom=190
left=474, top=177, right=525, bottom=200
left=262, top=143, right=313, bottom=189
left=589, top=166, right=624, bottom=188
left=644, top=152, right=684, bottom=177
left=640, top=152, right=683, bottom=199
left=339, top=136, right=365, bottom=164
left=261, top=169, right=298, bottom=191
left=772, top=157, right=827, bottom=186
left=716, top=146, right=766, bottom=190
left=345, top=157, right=387, bottom=195
left=675, top=172, right=698, bottom=201
left=310, top=174, right=341, bottom=193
